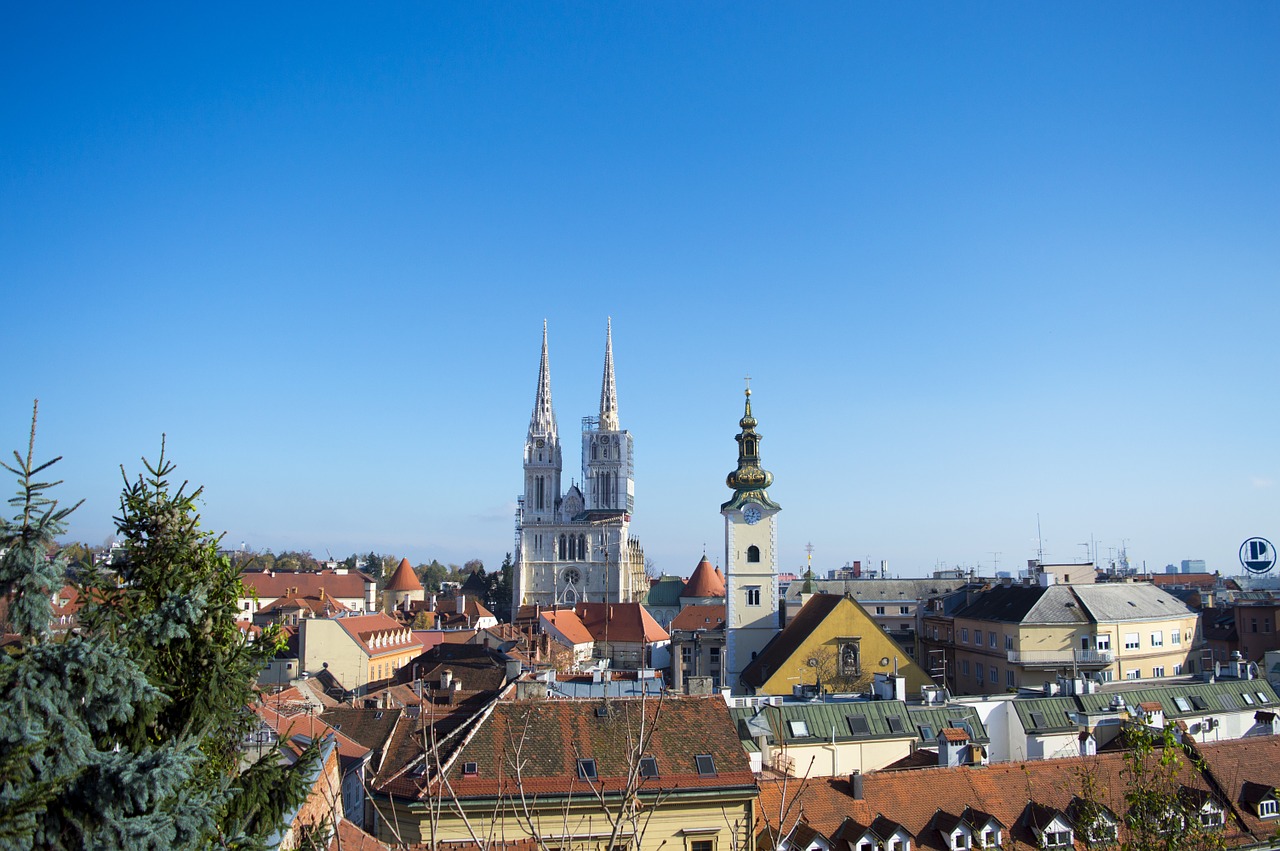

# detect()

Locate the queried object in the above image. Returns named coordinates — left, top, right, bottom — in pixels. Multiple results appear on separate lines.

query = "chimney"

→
left=441, top=669, right=453, bottom=690
left=850, top=771, right=864, bottom=800
left=457, top=595, right=466, bottom=615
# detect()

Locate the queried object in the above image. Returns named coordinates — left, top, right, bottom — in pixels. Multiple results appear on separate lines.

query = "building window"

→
left=1100, top=669, right=1114, bottom=682
left=962, top=660, right=970, bottom=676
left=990, top=667, right=999, bottom=684
left=1199, top=806, right=1224, bottom=829
left=1006, top=635, right=1014, bottom=651
left=1152, top=666, right=1165, bottom=677
left=961, top=628, right=969, bottom=643
left=746, top=586, right=761, bottom=606
left=1007, top=669, right=1016, bottom=687
left=976, top=663, right=984, bottom=681
left=1124, top=633, right=1140, bottom=650
left=691, top=841, right=715, bottom=851
left=746, top=545, right=760, bottom=563
left=1151, top=632, right=1164, bottom=647
left=681, top=646, right=692, bottom=667
left=989, top=632, right=997, bottom=649
left=1126, top=669, right=1140, bottom=680
left=1173, top=663, right=1183, bottom=675
left=900, top=605, right=910, bottom=615
left=1260, top=799, right=1278, bottom=818
left=1043, top=830, right=1071, bottom=847
left=952, top=833, right=970, bottom=851
left=1096, top=634, right=1111, bottom=651
left=1171, top=630, right=1180, bottom=646
left=876, top=606, right=886, bottom=615
left=1252, top=618, right=1259, bottom=634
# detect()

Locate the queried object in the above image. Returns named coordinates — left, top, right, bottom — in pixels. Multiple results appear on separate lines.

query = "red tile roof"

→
left=258, top=593, right=350, bottom=616
left=241, top=569, right=374, bottom=601
left=542, top=609, right=595, bottom=645
left=758, top=743, right=1244, bottom=851
left=572, top=601, right=669, bottom=644
left=423, top=696, right=754, bottom=800
left=941, top=727, right=969, bottom=743
left=385, top=558, right=424, bottom=592
left=333, top=613, right=420, bottom=658
left=682, top=556, right=727, bottom=598
left=671, top=604, right=726, bottom=632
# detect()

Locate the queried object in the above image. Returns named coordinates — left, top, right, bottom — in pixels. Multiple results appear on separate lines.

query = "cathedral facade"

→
left=513, top=320, right=646, bottom=611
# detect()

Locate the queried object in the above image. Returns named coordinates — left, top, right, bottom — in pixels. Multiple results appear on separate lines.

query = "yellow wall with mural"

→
left=754, top=595, right=933, bottom=696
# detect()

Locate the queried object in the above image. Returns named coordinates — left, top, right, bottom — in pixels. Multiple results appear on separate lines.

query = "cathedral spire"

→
left=598, top=317, right=619, bottom=431
left=528, top=320, right=558, bottom=442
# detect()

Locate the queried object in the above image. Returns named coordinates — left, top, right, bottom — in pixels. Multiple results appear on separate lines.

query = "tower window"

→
left=559, top=535, right=567, bottom=560
left=747, top=545, right=760, bottom=563
left=578, top=534, right=586, bottom=561
left=746, top=586, right=761, bottom=606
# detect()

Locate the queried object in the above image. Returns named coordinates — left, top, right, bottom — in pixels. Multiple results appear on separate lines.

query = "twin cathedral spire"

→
left=515, top=320, right=642, bottom=609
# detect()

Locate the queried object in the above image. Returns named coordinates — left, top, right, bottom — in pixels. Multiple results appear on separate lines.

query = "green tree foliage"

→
left=0, top=415, right=314, bottom=849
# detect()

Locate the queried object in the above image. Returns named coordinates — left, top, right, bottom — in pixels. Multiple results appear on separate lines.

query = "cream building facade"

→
left=937, top=582, right=1201, bottom=695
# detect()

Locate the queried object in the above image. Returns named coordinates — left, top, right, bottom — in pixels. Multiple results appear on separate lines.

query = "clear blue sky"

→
left=3, top=4, right=1277, bottom=579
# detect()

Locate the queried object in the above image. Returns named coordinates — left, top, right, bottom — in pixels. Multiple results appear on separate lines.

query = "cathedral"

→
left=513, top=320, right=646, bottom=610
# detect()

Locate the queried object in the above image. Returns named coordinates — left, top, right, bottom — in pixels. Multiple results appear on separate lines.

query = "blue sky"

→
left=3, top=4, right=1277, bottom=579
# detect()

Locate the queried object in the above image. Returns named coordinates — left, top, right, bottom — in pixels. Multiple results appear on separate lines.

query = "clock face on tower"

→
left=743, top=505, right=762, bottom=525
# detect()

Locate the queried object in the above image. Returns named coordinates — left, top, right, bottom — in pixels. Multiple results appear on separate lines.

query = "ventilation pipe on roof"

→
left=850, top=771, right=864, bottom=800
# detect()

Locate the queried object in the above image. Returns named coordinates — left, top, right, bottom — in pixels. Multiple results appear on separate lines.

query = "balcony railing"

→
left=1007, top=649, right=1115, bottom=667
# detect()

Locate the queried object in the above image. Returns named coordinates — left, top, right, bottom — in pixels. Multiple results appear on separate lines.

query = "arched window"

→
left=578, top=534, right=587, bottom=560
left=591, top=442, right=598, bottom=460
left=747, top=545, right=761, bottom=563
left=569, top=535, right=577, bottom=560
left=559, top=535, right=567, bottom=560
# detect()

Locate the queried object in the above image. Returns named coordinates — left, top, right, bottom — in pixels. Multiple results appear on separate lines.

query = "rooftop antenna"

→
left=1036, top=514, right=1045, bottom=564
left=990, top=552, right=1002, bottom=574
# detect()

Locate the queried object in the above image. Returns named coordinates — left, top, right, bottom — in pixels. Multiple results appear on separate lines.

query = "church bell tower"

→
left=722, top=383, right=781, bottom=690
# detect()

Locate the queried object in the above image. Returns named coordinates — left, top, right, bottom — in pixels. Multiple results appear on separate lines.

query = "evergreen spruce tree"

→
left=0, top=408, right=314, bottom=849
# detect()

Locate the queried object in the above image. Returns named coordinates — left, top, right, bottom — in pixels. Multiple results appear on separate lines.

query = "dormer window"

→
left=980, top=828, right=999, bottom=848
left=1043, top=830, right=1071, bottom=847
left=1259, top=798, right=1278, bottom=818
left=1198, top=803, right=1224, bottom=829
left=953, top=832, right=971, bottom=851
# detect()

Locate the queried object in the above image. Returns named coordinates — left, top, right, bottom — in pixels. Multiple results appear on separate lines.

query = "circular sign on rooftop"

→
left=1240, top=537, right=1276, bottom=574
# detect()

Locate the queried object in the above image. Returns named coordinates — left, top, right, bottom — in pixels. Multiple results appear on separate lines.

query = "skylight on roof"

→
left=1173, top=697, right=1192, bottom=712
left=1243, top=692, right=1257, bottom=705
left=788, top=720, right=810, bottom=737
left=886, top=716, right=905, bottom=734
left=639, top=757, right=659, bottom=778
left=847, top=716, right=871, bottom=736
left=1029, top=712, right=1047, bottom=727
left=577, top=758, right=598, bottom=781
left=695, top=754, right=717, bottom=777
left=1189, top=696, right=1210, bottom=711
left=1258, top=692, right=1272, bottom=704
left=919, top=725, right=935, bottom=740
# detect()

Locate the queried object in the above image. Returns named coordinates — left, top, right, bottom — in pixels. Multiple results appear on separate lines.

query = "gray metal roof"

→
left=1072, top=583, right=1195, bottom=622
left=728, top=700, right=988, bottom=746
left=783, top=578, right=963, bottom=602
left=1022, top=586, right=1092, bottom=625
